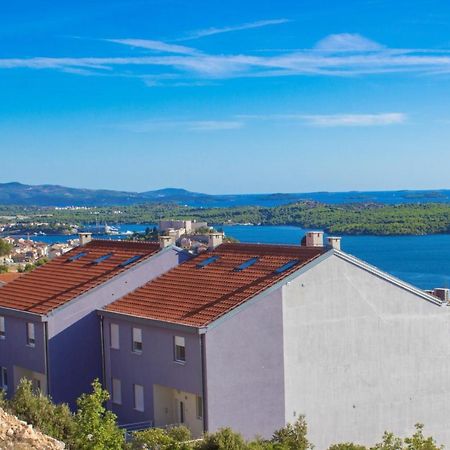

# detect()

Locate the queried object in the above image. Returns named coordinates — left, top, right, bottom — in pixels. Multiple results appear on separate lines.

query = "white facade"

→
left=282, top=252, right=450, bottom=448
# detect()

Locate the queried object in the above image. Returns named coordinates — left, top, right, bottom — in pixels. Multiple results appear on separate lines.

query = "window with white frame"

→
left=110, top=323, right=119, bottom=350
left=0, top=367, right=7, bottom=391
left=174, top=336, right=186, bottom=362
left=112, top=378, right=122, bottom=405
left=27, top=322, right=35, bottom=347
left=133, top=384, right=144, bottom=412
left=196, top=395, right=203, bottom=420
left=132, top=327, right=142, bottom=353
left=0, top=316, right=5, bottom=339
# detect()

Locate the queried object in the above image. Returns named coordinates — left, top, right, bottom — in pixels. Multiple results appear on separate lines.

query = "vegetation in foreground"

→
left=0, top=379, right=444, bottom=450
left=2, top=201, right=450, bottom=235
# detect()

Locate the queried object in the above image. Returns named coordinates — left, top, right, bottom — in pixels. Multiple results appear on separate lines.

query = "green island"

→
left=1, top=201, right=450, bottom=236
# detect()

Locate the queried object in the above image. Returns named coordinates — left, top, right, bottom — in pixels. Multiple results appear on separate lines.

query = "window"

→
left=27, top=323, right=35, bottom=347
left=174, top=336, right=186, bottom=362
left=196, top=395, right=203, bottom=420
left=112, top=378, right=122, bottom=405
left=133, top=384, right=144, bottom=412
left=0, top=367, right=7, bottom=391
left=110, top=323, right=119, bottom=350
left=132, top=328, right=142, bottom=353
left=0, top=316, right=4, bottom=339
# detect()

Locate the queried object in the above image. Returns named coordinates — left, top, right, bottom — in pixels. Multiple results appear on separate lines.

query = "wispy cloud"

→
left=122, top=119, right=244, bottom=133
left=239, top=112, right=407, bottom=127
left=2, top=33, right=450, bottom=83
left=299, top=113, right=407, bottom=127
left=103, top=38, right=199, bottom=55
left=177, top=18, right=291, bottom=41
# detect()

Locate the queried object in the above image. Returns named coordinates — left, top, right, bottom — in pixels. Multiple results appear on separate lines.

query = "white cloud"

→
left=299, top=113, right=407, bottom=127
left=314, top=33, right=384, bottom=52
left=238, top=113, right=407, bottom=127
left=187, top=121, right=243, bottom=131
left=122, top=119, right=244, bottom=132
left=2, top=33, right=450, bottom=82
left=104, top=38, right=199, bottom=55
left=178, top=19, right=291, bottom=41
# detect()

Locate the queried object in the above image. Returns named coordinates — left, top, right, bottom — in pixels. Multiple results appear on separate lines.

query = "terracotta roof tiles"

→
left=0, top=240, right=160, bottom=315
left=105, top=242, right=326, bottom=327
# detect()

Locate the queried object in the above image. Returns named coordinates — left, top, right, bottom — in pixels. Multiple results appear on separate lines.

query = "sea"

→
left=19, top=223, right=450, bottom=291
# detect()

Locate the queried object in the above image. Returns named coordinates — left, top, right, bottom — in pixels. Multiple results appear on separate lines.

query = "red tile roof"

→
left=0, top=240, right=160, bottom=315
left=105, top=243, right=326, bottom=327
left=0, top=272, right=22, bottom=285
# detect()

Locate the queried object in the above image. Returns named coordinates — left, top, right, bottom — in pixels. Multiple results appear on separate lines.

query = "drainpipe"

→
left=200, top=333, right=208, bottom=433
left=43, top=321, right=50, bottom=397
left=100, top=315, right=106, bottom=388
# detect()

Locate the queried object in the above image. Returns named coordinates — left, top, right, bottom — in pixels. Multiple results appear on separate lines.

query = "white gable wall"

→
left=282, top=253, right=450, bottom=448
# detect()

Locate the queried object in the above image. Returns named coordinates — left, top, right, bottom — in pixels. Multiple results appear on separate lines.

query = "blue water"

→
left=22, top=223, right=450, bottom=291
left=220, top=225, right=450, bottom=290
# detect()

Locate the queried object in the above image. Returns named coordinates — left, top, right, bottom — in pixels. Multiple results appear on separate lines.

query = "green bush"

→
left=167, top=425, right=192, bottom=442
left=8, top=378, right=75, bottom=443
left=271, top=416, right=313, bottom=450
left=0, top=264, right=9, bottom=273
left=73, top=378, right=124, bottom=450
left=197, top=428, right=247, bottom=450
left=329, top=444, right=367, bottom=450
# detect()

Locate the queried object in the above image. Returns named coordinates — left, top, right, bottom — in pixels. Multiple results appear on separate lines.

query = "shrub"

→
left=0, top=264, right=9, bottom=273
left=8, top=378, right=75, bottom=443
left=73, top=378, right=124, bottom=450
left=197, top=428, right=247, bottom=450
left=271, top=416, right=313, bottom=450
left=329, top=444, right=367, bottom=450
left=167, top=425, right=192, bottom=442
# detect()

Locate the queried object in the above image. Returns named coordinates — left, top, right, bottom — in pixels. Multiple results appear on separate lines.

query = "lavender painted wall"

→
left=0, top=312, right=45, bottom=398
left=102, top=314, right=203, bottom=426
left=46, top=247, right=185, bottom=407
left=204, top=287, right=285, bottom=439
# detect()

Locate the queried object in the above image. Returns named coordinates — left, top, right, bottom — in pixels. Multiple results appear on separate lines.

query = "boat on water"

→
left=80, top=224, right=120, bottom=235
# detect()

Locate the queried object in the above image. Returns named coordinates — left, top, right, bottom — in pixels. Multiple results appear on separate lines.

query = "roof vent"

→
left=79, top=232, right=92, bottom=246
left=304, top=231, right=324, bottom=247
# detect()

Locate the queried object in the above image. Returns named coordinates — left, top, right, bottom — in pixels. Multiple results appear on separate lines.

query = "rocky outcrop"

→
left=0, top=407, right=65, bottom=449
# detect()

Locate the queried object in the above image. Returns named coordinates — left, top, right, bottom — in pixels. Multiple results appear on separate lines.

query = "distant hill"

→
left=0, top=182, right=450, bottom=207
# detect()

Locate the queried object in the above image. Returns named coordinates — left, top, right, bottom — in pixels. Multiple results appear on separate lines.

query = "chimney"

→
left=304, top=231, right=324, bottom=247
left=327, top=236, right=341, bottom=251
left=78, top=232, right=92, bottom=246
left=433, top=288, right=449, bottom=303
left=158, top=235, right=173, bottom=249
left=208, top=232, right=224, bottom=250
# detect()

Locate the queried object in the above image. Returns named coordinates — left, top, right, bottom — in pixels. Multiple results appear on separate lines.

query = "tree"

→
left=271, top=416, right=314, bottom=450
left=403, top=424, right=442, bottom=450
left=73, top=378, right=124, bottom=450
left=0, top=239, right=12, bottom=257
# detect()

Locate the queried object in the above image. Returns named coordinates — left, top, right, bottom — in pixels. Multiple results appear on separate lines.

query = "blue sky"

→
left=1, top=0, right=450, bottom=194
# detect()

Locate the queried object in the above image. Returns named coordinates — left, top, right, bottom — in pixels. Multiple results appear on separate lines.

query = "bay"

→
left=21, top=223, right=450, bottom=291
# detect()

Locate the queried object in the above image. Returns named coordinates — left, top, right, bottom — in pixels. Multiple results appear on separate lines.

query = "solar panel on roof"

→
left=196, top=255, right=220, bottom=269
left=274, top=259, right=300, bottom=274
left=67, top=251, right=88, bottom=262
left=92, top=253, right=113, bottom=264
left=119, top=255, right=143, bottom=267
left=234, top=257, right=259, bottom=272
